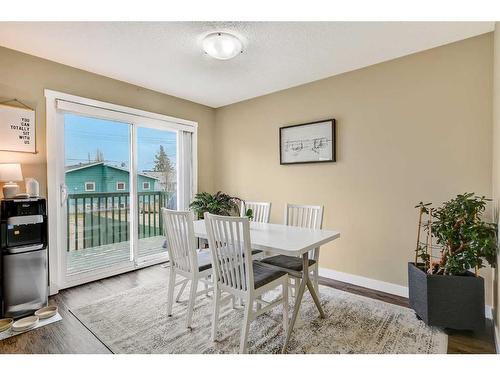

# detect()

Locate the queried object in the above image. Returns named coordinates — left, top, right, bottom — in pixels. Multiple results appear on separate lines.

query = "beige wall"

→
left=0, top=33, right=496, bottom=310
left=214, top=34, right=494, bottom=301
left=0, top=46, right=216, bottom=196
left=492, top=23, right=500, bottom=349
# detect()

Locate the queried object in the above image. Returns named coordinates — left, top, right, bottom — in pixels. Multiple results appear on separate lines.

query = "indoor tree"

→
left=415, top=193, right=497, bottom=275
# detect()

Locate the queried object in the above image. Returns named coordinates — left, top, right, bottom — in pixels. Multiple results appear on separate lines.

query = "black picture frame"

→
left=279, top=119, right=336, bottom=165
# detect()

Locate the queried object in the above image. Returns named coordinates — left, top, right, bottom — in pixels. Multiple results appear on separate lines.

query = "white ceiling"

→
left=0, top=22, right=494, bottom=108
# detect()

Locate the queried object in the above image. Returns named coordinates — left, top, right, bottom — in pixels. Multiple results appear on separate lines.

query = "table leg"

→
left=282, top=252, right=325, bottom=353
left=307, top=278, right=325, bottom=318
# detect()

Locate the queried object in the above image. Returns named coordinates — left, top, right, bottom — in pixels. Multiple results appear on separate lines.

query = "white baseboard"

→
left=319, top=267, right=495, bottom=325
left=485, top=305, right=493, bottom=320
left=494, top=321, right=499, bottom=354
left=319, top=267, right=409, bottom=297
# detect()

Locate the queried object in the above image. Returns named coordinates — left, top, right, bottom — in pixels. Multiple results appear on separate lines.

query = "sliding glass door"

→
left=64, top=114, right=133, bottom=277
left=49, top=93, right=195, bottom=290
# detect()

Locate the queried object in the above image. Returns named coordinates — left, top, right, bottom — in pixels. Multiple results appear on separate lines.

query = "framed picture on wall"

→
left=279, top=119, right=336, bottom=165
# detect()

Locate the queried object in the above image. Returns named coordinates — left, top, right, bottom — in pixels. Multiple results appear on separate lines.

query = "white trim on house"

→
left=66, top=161, right=160, bottom=180
left=116, top=181, right=126, bottom=191
left=84, top=181, right=96, bottom=192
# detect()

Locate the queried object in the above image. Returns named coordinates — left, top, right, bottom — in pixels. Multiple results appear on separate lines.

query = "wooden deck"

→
left=67, top=236, right=166, bottom=275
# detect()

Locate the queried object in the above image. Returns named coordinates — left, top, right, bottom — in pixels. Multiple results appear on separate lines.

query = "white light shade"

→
left=202, top=32, right=243, bottom=60
left=0, top=163, right=23, bottom=182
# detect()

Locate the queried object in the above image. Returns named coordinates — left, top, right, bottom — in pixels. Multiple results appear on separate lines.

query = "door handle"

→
left=60, top=183, right=68, bottom=207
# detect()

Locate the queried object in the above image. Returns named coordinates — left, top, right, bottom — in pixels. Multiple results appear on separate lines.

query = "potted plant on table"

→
left=409, top=193, right=497, bottom=331
left=189, top=191, right=255, bottom=248
left=189, top=191, right=253, bottom=219
left=189, top=191, right=242, bottom=219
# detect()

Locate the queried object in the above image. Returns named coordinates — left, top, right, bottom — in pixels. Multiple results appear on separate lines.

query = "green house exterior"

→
left=65, top=162, right=158, bottom=193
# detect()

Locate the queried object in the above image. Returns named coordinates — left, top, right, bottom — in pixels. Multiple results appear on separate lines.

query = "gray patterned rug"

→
left=71, top=274, right=447, bottom=354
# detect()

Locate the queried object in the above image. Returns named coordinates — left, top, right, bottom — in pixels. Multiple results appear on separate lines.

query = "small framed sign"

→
left=0, top=103, right=36, bottom=153
left=280, top=119, right=336, bottom=165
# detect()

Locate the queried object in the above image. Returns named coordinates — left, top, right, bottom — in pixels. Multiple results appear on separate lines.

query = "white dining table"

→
left=193, top=219, right=340, bottom=351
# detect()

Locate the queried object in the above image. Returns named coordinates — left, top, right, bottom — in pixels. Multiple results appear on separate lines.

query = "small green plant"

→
left=415, top=193, right=498, bottom=276
left=189, top=191, right=242, bottom=219
left=244, top=208, right=254, bottom=221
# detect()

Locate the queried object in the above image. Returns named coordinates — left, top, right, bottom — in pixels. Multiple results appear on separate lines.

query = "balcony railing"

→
left=67, top=191, right=173, bottom=251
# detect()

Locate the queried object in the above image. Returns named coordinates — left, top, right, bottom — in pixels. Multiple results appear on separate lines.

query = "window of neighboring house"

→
left=85, top=181, right=96, bottom=192
left=142, top=181, right=150, bottom=190
left=116, top=182, right=126, bottom=191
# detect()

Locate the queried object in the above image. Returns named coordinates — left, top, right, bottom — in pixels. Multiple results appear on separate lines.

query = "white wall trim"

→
left=44, top=89, right=198, bottom=129
left=488, top=305, right=499, bottom=354
left=320, top=267, right=496, bottom=334
left=485, top=305, right=493, bottom=320
left=319, top=267, right=409, bottom=297
left=494, top=320, right=499, bottom=354
left=45, top=89, right=198, bottom=293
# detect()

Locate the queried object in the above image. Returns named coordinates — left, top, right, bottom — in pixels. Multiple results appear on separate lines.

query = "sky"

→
left=64, top=114, right=177, bottom=172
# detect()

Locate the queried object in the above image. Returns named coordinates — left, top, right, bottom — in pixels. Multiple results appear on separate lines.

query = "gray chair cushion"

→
left=197, top=251, right=212, bottom=272
left=253, top=261, right=286, bottom=289
left=261, top=255, right=316, bottom=272
left=198, top=248, right=260, bottom=272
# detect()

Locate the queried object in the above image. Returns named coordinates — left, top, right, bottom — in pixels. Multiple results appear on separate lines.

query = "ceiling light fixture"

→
left=202, top=32, right=243, bottom=60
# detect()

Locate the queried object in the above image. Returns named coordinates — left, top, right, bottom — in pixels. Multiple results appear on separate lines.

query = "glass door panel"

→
left=64, top=114, right=132, bottom=276
left=136, top=126, right=177, bottom=260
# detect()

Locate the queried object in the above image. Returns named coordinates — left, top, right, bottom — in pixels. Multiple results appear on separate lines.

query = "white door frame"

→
left=45, top=89, right=198, bottom=295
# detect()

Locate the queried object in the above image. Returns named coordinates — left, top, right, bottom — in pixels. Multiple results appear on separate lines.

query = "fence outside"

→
left=66, top=191, right=173, bottom=251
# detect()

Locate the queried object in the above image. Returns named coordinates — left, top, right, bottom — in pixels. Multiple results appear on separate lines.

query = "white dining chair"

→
left=240, top=201, right=272, bottom=223
left=261, top=204, right=323, bottom=294
left=204, top=212, right=289, bottom=354
left=240, top=201, right=271, bottom=261
left=162, top=208, right=214, bottom=329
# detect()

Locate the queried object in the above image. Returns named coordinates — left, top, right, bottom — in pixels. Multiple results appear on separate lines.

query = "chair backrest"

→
left=240, top=201, right=272, bottom=223
left=284, top=204, right=323, bottom=229
left=162, top=208, right=198, bottom=274
left=204, top=213, right=254, bottom=293
left=285, top=204, right=324, bottom=260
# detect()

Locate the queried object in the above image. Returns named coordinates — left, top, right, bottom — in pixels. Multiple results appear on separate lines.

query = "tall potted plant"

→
left=409, top=193, right=497, bottom=331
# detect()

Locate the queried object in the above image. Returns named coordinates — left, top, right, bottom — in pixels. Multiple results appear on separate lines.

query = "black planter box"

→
left=408, top=262, right=485, bottom=331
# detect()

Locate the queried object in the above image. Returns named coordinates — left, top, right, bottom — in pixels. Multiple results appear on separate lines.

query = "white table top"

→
left=193, top=220, right=340, bottom=257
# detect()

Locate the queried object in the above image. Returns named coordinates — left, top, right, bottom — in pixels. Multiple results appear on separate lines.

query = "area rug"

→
left=70, top=275, right=447, bottom=354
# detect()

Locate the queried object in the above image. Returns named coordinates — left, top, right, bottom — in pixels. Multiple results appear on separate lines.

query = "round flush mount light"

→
left=202, top=32, right=243, bottom=60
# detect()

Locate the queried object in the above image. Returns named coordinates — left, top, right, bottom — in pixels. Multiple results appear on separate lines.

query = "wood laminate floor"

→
left=0, top=265, right=496, bottom=354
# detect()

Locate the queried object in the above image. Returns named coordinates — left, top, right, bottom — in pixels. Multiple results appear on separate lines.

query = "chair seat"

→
left=197, top=250, right=212, bottom=272
left=261, top=255, right=316, bottom=272
left=253, top=261, right=286, bottom=289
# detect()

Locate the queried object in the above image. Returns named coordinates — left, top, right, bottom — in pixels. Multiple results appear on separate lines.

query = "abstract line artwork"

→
left=280, top=119, right=336, bottom=164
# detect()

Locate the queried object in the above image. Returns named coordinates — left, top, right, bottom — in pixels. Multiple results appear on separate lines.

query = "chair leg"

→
left=205, top=276, right=209, bottom=297
left=166, top=268, right=176, bottom=317
left=239, top=296, right=253, bottom=354
left=175, top=279, right=188, bottom=302
left=282, top=280, right=289, bottom=334
left=211, top=284, right=221, bottom=342
left=186, top=277, right=198, bottom=329
left=256, top=299, right=262, bottom=311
